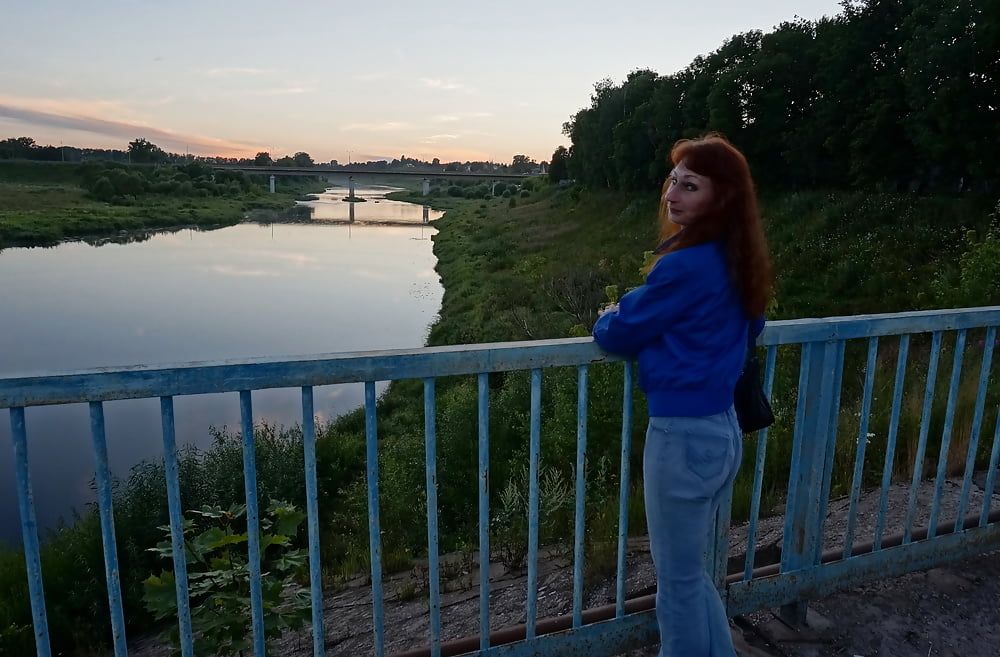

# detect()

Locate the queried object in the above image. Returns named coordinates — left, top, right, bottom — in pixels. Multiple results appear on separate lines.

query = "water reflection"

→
left=295, top=185, right=444, bottom=224
left=0, top=218, right=442, bottom=544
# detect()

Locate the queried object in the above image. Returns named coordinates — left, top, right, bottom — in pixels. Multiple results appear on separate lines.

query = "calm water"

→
left=0, top=185, right=444, bottom=545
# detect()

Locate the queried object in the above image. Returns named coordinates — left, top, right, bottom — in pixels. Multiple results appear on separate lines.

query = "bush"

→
left=520, top=189, right=530, bottom=198
left=447, top=186, right=464, bottom=197
left=0, top=423, right=309, bottom=656
left=491, top=464, right=573, bottom=570
left=933, top=205, right=1000, bottom=306
left=106, top=169, right=147, bottom=197
left=143, top=502, right=310, bottom=656
left=178, top=162, right=214, bottom=180
left=151, top=180, right=179, bottom=194
left=91, top=176, right=116, bottom=202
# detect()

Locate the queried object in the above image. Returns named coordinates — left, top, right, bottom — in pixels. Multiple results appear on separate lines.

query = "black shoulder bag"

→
left=734, top=326, right=774, bottom=433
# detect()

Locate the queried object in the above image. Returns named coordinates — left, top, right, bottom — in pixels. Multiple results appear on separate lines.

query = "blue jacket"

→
left=592, top=241, right=764, bottom=417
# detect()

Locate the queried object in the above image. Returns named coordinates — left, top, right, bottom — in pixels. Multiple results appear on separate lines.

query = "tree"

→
left=292, top=151, right=314, bottom=167
left=254, top=151, right=273, bottom=166
left=549, top=146, right=570, bottom=182
left=128, top=138, right=168, bottom=164
left=0, top=136, right=37, bottom=159
left=510, top=154, right=537, bottom=174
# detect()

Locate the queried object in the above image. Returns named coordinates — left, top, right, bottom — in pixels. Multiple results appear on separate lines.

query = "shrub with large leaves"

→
left=143, top=502, right=310, bottom=657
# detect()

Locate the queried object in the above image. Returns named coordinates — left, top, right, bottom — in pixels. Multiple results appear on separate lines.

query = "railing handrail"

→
left=760, top=305, right=1000, bottom=345
left=3, top=306, right=998, bottom=409
left=0, top=338, right=617, bottom=408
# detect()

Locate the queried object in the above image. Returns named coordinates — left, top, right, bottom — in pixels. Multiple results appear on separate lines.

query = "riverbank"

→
left=0, top=161, right=327, bottom=249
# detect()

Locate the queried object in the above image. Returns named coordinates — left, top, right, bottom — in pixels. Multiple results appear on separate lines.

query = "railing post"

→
left=780, top=341, right=843, bottom=626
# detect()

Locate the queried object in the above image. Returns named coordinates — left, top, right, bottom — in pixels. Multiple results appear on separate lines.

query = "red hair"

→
left=657, top=134, right=773, bottom=316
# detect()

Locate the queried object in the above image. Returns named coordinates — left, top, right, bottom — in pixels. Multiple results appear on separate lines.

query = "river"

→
left=0, top=184, right=444, bottom=545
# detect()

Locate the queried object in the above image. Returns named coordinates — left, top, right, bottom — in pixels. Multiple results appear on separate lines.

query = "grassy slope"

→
left=382, top=184, right=999, bottom=533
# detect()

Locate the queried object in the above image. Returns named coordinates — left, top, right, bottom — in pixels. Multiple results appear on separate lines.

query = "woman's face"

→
left=664, top=161, right=716, bottom=226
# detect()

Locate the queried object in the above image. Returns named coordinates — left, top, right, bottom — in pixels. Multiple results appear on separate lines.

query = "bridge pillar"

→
left=491, top=181, right=497, bottom=197
left=269, top=175, right=275, bottom=194
left=348, top=176, right=356, bottom=199
left=422, top=178, right=430, bottom=196
left=422, top=205, right=429, bottom=224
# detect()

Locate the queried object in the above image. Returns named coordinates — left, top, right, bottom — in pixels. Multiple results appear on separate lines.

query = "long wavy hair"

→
left=656, top=134, right=773, bottom=316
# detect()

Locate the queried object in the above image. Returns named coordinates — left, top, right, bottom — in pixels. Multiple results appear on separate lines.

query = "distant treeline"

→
left=555, top=0, right=999, bottom=193
left=0, top=136, right=544, bottom=175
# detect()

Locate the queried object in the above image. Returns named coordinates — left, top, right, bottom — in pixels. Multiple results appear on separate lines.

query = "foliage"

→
left=0, top=423, right=310, bottom=656
left=72, top=162, right=263, bottom=205
left=0, top=137, right=38, bottom=160
left=143, top=501, right=310, bottom=657
left=128, top=138, right=169, bottom=164
left=292, top=152, right=314, bottom=168
left=560, top=0, right=1000, bottom=192
left=549, top=145, right=569, bottom=183
left=932, top=201, right=1000, bottom=306
left=510, top=154, right=537, bottom=174
left=491, top=464, right=573, bottom=570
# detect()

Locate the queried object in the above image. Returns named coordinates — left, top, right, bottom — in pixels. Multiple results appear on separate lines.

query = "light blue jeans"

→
left=643, top=407, right=742, bottom=657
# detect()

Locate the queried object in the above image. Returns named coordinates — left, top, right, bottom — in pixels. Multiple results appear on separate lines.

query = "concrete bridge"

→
left=212, top=164, right=535, bottom=196
left=211, top=164, right=534, bottom=180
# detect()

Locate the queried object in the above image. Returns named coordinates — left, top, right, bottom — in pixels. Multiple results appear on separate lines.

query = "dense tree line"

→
left=557, top=0, right=999, bottom=193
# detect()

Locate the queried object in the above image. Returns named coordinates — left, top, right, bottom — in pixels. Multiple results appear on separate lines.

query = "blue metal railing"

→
left=2, top=306, right=1000, bottom=657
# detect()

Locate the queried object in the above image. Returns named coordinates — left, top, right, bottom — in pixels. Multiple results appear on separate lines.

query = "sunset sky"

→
left=1, top=0, right=844, bottom=163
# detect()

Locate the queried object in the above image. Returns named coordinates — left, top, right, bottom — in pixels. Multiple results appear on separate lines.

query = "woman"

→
left=592, top=134, right=772, bottom=657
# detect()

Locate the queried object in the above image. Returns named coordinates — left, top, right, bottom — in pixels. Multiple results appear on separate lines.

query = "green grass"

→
left=0, top=161, right=326, bottom=249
